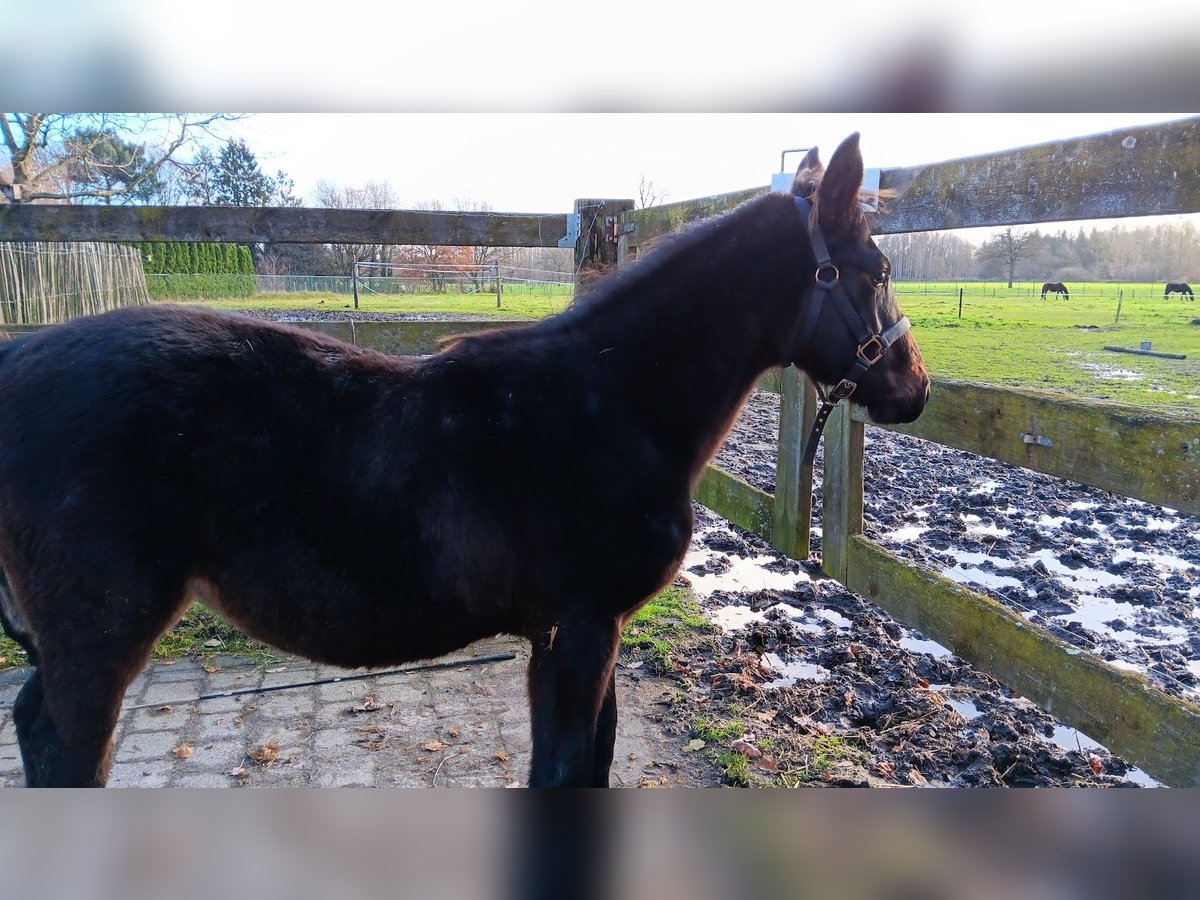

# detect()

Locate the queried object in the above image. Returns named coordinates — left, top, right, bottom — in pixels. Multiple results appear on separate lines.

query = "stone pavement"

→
left=0, top=636, right=713, bottom=788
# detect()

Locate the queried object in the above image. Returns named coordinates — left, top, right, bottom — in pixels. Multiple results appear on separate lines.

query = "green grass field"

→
left=894, top=282, right=1200, bottom=412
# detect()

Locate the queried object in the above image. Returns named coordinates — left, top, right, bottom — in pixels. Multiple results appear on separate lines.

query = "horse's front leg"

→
left=526, top=615, right=620, bottom=788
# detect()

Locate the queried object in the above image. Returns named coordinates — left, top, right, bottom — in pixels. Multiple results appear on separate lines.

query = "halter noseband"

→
left=791, top=195, right=911, bottom=466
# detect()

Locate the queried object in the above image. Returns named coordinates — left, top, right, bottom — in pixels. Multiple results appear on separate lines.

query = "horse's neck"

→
left=572, top=194, right=808, bottom=477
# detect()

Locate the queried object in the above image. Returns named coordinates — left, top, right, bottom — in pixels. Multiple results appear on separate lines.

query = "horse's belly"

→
left=186, top=575, right=508, bottom=669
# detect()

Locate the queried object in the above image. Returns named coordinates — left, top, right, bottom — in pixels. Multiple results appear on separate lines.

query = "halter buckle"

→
left=856, top=335, right=886, bottom=365
left=828, top=379, right=857, bottom=402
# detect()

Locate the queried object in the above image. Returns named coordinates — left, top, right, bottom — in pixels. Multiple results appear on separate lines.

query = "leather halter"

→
left=791, top=195, right=912, bottom=466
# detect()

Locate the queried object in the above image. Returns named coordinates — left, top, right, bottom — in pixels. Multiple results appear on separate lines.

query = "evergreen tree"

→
left=62, top=127, right=163, bottom=204
left=213, top=140, right=272, bottom=207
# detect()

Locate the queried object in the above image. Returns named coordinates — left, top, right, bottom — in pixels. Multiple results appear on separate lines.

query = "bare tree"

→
left=975, top=226, right=1037, bottom=288
left=638, top=175, right=666, bottom=209
left=313, top=179, right=400, bottom=274
left=452, top=196, right=518, bottom=292
left=0, top=113, right=242, bottom=204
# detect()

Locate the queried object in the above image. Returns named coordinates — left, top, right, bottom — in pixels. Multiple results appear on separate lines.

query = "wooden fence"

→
left=0, top=241, right=148, bottom=324
left=1, top=114, right=1198, bottom=784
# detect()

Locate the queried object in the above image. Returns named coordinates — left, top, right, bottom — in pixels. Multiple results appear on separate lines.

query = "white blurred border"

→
left=5, top=1, right=1198, bottom=111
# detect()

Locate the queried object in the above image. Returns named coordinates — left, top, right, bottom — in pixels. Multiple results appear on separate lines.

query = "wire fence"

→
left=255, top=264, right=575, bottom=300
left=0, top=242, right=149, bottom=325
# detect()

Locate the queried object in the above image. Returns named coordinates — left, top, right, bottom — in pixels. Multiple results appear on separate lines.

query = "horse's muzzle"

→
left=867, top=376, right=930, bottom=425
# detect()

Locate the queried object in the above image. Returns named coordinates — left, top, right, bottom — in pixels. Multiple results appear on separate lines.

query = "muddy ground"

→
left=677, top=390, right=1197, bottom=787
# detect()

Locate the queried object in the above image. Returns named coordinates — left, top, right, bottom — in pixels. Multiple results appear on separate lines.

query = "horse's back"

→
left=0, top=307, right=392, bottom=577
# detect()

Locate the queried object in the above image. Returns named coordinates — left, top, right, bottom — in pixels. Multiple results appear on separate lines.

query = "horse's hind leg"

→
left=526, top=616, right=620, bottom=788
left=11, top=578, right=188, bottom=787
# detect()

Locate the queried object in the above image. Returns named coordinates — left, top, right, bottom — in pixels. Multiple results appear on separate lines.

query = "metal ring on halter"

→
left=814, top=263, right=839, bottom=287
left=856, top=335, right=886, bottom=365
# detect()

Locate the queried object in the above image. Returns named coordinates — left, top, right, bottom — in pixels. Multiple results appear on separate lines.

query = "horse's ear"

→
left=816, top=132, right=864, bottom=237
left=791, top=147, right=823, bottom=199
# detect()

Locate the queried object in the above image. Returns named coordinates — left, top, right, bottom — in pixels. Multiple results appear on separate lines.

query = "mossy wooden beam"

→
left=854, top=378, right=1200, bottom=515
left=845, top=536, right=1200, bottom=787
left=625, top=187, right=766, bottom=251
left=0, top=206, right=575, bottom=247
left=873, top=116, right=1200, bottom=233
left=694, top=464, right=775, bottom=544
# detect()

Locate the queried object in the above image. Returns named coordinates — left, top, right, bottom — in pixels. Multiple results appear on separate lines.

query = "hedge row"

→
left=143, top=274, right=256, bottom=299
left=135, top=242, right=254, bottom=276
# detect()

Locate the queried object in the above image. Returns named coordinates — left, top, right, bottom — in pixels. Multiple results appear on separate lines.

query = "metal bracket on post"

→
left=557, top=213, right=581, bottom=249
left=604, top=217, right=636, bottom=244
left=1021, top=432, right=1053, bottom=447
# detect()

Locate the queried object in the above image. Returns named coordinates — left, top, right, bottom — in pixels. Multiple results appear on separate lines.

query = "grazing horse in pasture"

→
left=1164, top=282, right=1194, bottom=300
left=1041, top=282, right=1069, bottom=300
left=0, top=133, right=929, bottom=787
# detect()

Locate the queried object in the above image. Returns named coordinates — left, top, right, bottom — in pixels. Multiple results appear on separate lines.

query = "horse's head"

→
left=787, top=134, right=929, bottom=426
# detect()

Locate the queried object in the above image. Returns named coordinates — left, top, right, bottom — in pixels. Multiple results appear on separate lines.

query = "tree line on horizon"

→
left=879, top=221, right=1200, bottom=286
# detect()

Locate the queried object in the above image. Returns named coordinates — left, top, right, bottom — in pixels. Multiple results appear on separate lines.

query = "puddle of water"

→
left=948, top=550, right=1017, bottom=569
left=941, top=565, right=1027, bottom=591
left=1069, top=501, right=1100, bottom=512
left=899, top=634, right=953, bottom=657
left=1057, top=593, right=1189, bottom=646
left=880, top=525, right=930, bottom=542
left=1036, top=515, right=1070, bottom=529
left=682, top=533, right=807, bottom=599
left=1082, top=364, right=1142, bottom=381
left=760, top=652, right=831, bottom=688
left=1025, top=549, right=1126, bottom=590
left=1112, top=547, right=1196, bottom=572
left=964, top=521, right=1012, bottom=539
left=1140, top=517, right=1181, bottom=532
left=945, top=697, right=983, bottom=720
left=969, top=480, right=1001, bottom=495
left=928, top=685, right=983, bottom=719
left=815, top=608, right=853, bottom=630
left=709, top=601, right=807, bottom=632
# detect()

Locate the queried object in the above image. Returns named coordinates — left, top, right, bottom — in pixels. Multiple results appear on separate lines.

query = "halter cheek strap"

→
left=792, top=196, right=912, bottom=466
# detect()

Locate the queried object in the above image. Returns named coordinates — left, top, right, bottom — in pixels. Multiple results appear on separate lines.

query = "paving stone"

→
left=127, top=704, right=193, bottom=732
left=252, top=691, right=316, bottom=719
left=107, top=762, right=171, bottom=788
left=113, top=730, right=185, bottom=763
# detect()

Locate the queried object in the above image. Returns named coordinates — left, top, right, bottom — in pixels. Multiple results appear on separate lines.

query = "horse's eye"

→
left=873, top=272, right=889, bottom=287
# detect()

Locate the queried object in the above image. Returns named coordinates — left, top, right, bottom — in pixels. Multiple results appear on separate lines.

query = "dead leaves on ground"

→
left=248, top=740, right=283, bottom=768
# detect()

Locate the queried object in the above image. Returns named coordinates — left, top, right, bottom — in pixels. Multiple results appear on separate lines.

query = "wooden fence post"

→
left=820, top=403, right=865, bottom=583
left=573, top=198, right=635, bottom=279
left=772, top=367, right=818, bottom=559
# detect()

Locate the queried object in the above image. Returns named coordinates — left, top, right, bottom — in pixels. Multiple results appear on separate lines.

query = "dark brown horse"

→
left=1041, top=282, right=1069, bottom=300
left=1165, top=282, right=1194, bottom=300
left=0, top=133, right=928, bottom=787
